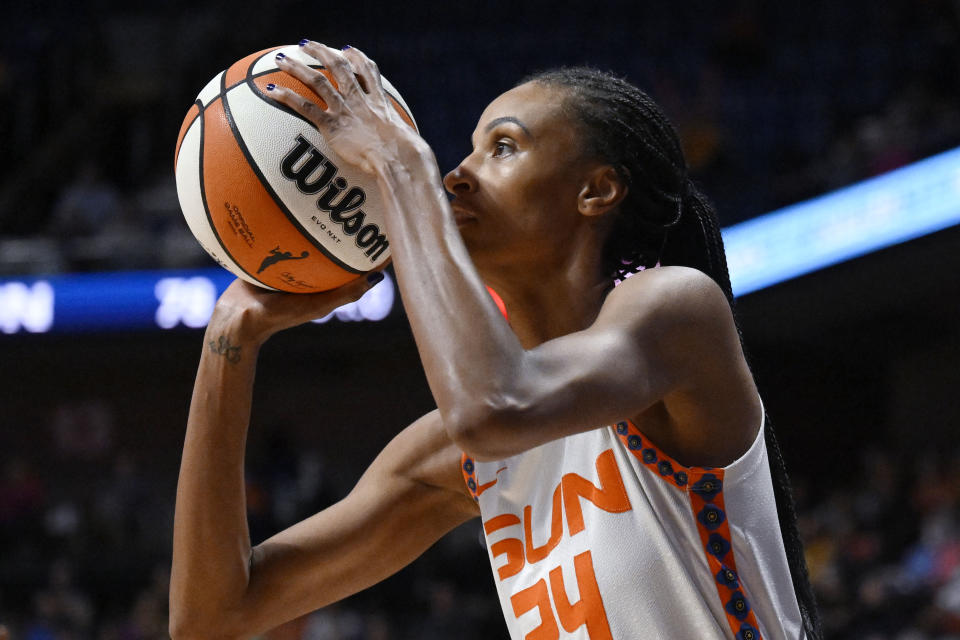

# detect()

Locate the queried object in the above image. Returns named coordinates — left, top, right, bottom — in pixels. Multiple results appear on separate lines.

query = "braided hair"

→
left=524, top=67, right=823, bottom=639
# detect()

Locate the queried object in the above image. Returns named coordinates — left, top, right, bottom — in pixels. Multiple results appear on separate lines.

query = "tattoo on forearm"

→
left=208, top=335, right=242, bottom=363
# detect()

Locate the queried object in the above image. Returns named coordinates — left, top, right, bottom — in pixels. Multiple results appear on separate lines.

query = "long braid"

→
left=764, top=416, right=825, bottom=640
left=523, top=66, right=823, bottom=639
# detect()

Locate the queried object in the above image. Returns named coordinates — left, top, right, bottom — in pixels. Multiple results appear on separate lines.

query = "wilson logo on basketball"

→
left=280, top=135, right=389, bottom=261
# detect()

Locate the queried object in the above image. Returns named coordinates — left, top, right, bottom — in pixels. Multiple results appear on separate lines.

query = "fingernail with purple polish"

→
left=299, top=39, right=309, bottom=46
left=342, top=45, right=352, bottom=50
left=265, top=83, right=276, bottom=91
left=275, top=52, right=285, bottom=60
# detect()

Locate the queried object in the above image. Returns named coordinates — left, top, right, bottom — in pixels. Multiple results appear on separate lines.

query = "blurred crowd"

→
left=0, top=398, right=506, bottom=639
left=2, top=398, right=960, bottom=638
left=798, top=448, right=960, bottom=638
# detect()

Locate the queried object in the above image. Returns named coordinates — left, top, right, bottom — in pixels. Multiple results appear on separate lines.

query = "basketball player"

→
left=170, top=42, right=822, bottom=639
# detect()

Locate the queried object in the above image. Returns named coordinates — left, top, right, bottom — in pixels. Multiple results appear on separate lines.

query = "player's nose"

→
left=443, top=160, right=478, bottom=196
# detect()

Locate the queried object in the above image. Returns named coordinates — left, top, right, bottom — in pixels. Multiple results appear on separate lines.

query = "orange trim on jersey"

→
left=485, top=285, right=509, bottom=321
left=462, top=453, right=504, bottom=502
left=461, top=453, right=479, bottom=501
left=614, top=420, right=764, bottom=640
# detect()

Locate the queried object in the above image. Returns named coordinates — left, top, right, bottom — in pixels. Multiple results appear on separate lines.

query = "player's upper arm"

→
left=226, top=411, right=477, bottom=637
left=451, top=266, right=743, bottom=460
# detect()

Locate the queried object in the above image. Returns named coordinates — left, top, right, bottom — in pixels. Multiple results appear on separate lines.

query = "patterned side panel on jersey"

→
left=614, top=420, right=764, bottom=640
left=613, top=420, right=690, bottom=489
left=688, top=467, right=764, bottom=640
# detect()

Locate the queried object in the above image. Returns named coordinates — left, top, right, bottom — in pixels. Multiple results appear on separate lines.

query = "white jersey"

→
left=461, top=407, right=804, bottom=639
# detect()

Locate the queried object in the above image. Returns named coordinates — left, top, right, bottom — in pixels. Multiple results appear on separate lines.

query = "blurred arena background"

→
left=2, top=1, right=960, bottom=638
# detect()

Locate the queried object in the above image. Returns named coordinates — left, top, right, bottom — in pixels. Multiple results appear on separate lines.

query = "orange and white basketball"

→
left=174, top=45, right=416, bottom=293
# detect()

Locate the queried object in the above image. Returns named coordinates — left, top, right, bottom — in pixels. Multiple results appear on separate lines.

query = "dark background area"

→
left=1, top=1, right=960, bottom=638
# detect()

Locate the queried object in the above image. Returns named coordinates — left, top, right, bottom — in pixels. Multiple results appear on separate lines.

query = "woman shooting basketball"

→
left=171, top=42, right=821, bottom=639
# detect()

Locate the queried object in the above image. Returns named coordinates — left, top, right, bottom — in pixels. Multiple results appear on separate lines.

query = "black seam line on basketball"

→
left=247, top=82, right=319, bottom=129
left=233, top=58, right=416, bottom=131
left=201, top=72, right=226, bottom=108
left=196, top=98, right=273, bottom=289
left=383, top=88, right=417, bottom=131
left=238, top=61, right=328, bottom=128
left=175, top=98, right=205, bottom=167
left=173, top=98, right=203, bottom=166
left=224, top=63, right=326, bottom=94
left=222, top=68, right=364, bottom=275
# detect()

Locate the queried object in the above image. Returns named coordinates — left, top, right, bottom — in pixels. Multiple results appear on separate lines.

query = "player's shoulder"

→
left=600, top=268, right=744, bottom=385
left=602, top=265, right=731, bottom=323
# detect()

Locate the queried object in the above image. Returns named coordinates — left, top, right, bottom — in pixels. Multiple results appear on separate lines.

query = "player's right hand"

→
left=209, top=273, right=384, bottom=344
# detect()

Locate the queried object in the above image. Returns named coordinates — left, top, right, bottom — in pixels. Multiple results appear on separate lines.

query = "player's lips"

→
left=450, top=202, right=478, bottom=224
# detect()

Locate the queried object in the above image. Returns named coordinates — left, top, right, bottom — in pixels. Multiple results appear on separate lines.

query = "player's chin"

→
left=457, top=226, right=488, bottom=259
left=454, top=217, right=480, bottom=244
left=459, top=231, right=512, bottom=270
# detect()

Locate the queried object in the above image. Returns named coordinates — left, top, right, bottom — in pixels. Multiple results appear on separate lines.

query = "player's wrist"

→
left=207, top=303, right=271, bottom=350
left=371, top=133, right=434, bottom=178
left=373, top=143, right=443, bottom=213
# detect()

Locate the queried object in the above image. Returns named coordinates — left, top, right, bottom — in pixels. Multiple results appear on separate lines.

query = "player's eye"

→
left=492, top=139, right=514, bottom=158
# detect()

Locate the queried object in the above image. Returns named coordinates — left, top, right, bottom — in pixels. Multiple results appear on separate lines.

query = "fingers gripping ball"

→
left=174, top=45, right=416, bottom=292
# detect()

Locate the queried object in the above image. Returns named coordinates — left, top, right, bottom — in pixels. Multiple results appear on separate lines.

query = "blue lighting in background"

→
left=0, top=269, right=395, bottom=334
left=724, top=145, right=960, bottom=297
left=2, top=146, right=959, bottom=334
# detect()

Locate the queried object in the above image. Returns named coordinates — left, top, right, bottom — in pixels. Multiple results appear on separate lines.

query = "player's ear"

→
left=578, top=165, right=628, bottom=218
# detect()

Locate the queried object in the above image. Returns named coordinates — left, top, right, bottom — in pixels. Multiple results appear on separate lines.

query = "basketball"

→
left=174, top=44, right=417, bottom=293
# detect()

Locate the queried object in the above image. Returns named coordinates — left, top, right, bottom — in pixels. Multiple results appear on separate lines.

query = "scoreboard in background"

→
left=0, top=269, right=396, bottom=334
left=2, top=145, right=959, bottom=335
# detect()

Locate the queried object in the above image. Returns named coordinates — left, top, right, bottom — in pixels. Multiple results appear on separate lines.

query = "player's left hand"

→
left=270, top=41, right=424, bottom=174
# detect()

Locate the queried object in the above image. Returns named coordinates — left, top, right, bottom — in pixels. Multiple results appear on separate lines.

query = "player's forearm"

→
left=170, top=317, right=261, bottom=637
left=372, top=145, right=528, bottom=445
